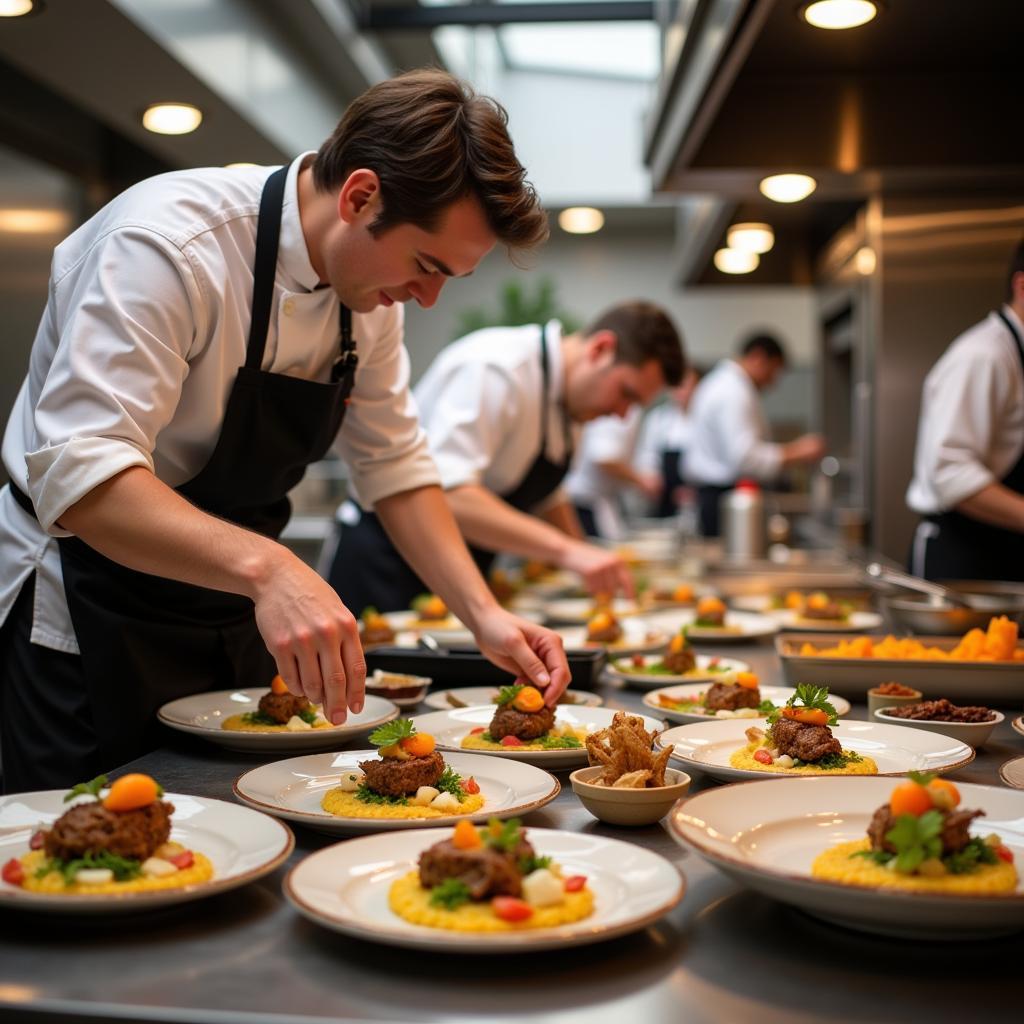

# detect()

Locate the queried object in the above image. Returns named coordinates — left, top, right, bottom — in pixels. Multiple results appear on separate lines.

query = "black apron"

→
left=913, top=310, right=1024, bottom=582
left=10, top=165, right=358, bottom=768
left=696, top=483, right=732, bottom=537
left=651, top=448, right=684, bottom=518
left=330, top=324, right=573, bottom=613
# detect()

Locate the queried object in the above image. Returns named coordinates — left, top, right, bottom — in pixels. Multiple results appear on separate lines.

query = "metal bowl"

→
left=884, top=582, right=1024, bottom=636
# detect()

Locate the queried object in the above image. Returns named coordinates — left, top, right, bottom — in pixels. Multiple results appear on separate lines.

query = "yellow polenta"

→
left=320, top=789, right=485, bottom=819
left=388, top=870, right=594, bottom=931
left=812, top=839, right=1018, bottom=894
left=729, top=742, right=878, bottom=775
left=221, top=714, right=332, bottom=733
left=461, top=725, right=588, bottom=752
left=19, top=850, right=214, bottom=895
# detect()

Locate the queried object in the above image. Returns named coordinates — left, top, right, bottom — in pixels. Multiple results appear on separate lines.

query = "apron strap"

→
left=245, top=166, right=288, bottom=371
left=538, top=324, right=572, bottom=462
left=996, top=309, right=1024, bottom=375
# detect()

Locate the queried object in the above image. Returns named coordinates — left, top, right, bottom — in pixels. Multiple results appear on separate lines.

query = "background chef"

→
left=329, top=300, right=685, bottom=612
left=906, top=237, right=1024, bottom=581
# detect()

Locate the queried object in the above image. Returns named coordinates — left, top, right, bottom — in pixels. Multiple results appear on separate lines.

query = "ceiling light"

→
left=0, top=209, right=69, bottom=234
left=714, top=248, right=759, bottom=275
left=558, top=207, right=604, bottom=234
left=142, top=103, right=203, bottom=136
left=727, top=222, right=774, bottom=254
left=801, top=1, right=878, bottom=30
left=759, top=173, right=817, bottom=203
left=854, top=246, right=877, bottom=275
left=0, top=0, right=37, bottom=16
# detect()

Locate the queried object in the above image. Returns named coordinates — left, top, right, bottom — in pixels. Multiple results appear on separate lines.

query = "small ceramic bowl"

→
left=867, top=685, right=924, bottom=717
left=872, top=706, right=1004, bottom=748
left=363, top=669, right=431, bottom=708
left=570, top=765, right=691, bottom=826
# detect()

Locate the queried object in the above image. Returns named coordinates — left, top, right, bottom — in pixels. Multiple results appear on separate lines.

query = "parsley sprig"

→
left=484, top=818, right=524, bottom=854
left=37, top=851, right=143, bottom=884
left=368, top=719, right=416, bottom=748
left=64, top=775, right=108, bottom=803
left=428, top=878, right=471, bottom=910
left=766, top=684, right=838, bottom=727
left=494, top=685, right=524, bottom=707
left=435, top=767, right=466, bottom=801
left=354, top=783, right=408, bottom=806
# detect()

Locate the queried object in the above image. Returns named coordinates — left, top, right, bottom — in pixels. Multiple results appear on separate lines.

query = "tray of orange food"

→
left=777, top=616, right=1024, bottom=705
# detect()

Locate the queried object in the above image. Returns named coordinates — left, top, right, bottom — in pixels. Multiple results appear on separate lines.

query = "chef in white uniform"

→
left=906, top=238, right=1024, bottom=581
left=330, top=301, right=685, bottom=610
left=0, top=69, right=568, bottom=792
left=686, top=333, right=825, bottom=536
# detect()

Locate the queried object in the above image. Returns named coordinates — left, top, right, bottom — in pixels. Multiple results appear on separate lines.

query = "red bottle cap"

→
left=735, top=479, right=760, bottom=492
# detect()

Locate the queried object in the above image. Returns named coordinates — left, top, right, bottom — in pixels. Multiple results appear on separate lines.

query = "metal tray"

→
left=365, top=646, right=606, bottom=690
left=776, top=633, right=1024, bottom=706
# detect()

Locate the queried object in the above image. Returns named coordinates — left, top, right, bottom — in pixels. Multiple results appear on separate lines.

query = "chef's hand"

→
left=471, top=608, right=571, bottom=707
left=783, top=433, right=827, bottom=466
left=558, top=541, right=635, bottom=598
left=251, top=553, right=365, bottom=726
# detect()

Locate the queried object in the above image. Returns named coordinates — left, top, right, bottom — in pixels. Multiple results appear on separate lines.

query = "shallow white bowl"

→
left=872, top=707, right=1004, bottom=747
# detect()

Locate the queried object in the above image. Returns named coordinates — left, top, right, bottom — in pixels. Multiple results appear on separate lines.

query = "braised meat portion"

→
left=868, top=803, right=985, bottom=855
left=488, top=705, right=556, bottom=741
left=358, top=751, right=444, bottom=797
left=662, top=644, right=696, bottom=674
left=258, top=691, right=313, bottom=724
left=769, top=718, right=841, bottom=762
left=361, top=620, right=396, bottom=646
left=705, top=681, right=760, bottom=711
left=44, top=800, right=174, bottom=862
left=419, top=835, right=536, bottom=899
left=885, top=699, right=995, bottom=723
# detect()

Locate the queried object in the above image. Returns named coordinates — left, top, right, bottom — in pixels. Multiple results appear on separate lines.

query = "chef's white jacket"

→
left=906, top=305, right=1024, bottom=516
left=685, top=359, right=782, bottom=486
left=634, top=400, right=692, bottom=475
left=0, top=154, right=439, bottom=653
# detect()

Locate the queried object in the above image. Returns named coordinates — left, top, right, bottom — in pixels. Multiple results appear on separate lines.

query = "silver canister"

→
left=722, top=481, right=765, bottom=561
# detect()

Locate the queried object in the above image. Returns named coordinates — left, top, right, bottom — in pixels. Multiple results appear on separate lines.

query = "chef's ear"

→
left=337, top=169, right=381, bottom=223
left=587, top=329, right=618, bottom=365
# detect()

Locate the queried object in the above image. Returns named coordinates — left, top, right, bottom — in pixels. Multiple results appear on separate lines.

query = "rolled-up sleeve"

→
left=729, top=392, right=783, bottom=482
left=26, top=228, right=204, bottom=534
left=335, top=306, right=441, bottom=508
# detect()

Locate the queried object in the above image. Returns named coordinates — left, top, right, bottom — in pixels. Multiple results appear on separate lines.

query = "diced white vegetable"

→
left=735, top=707, right=759, bottom=719
left=413, top=786, right=440, bottom=806
left=768, top=749, right=780, bottom=759
left=774, top=754, right=794, bottom=768
left=522, top=869, right=564, bottom=908
left=285, top=715, right=312, bottom=732
left=154, top=841, right=185, bottom=859
left=141, top=857, right=178, bottom=878
left=429, top=791, right=459, bottom=811
left=74, top=868, right=114, bottom=885
left=714, top=709, right=735, bottom=719
left=338, top=771, right=364, bottom=793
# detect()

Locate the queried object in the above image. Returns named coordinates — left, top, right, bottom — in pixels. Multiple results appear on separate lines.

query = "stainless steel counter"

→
left=1, top=641, right=1020, bottom=1024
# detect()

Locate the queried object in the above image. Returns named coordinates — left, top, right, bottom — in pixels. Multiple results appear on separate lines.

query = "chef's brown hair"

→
left=312, top=68, right=548, bottom=257
left=585, top=301, right=686, bottom=386
left=1008, top=236, right=1024, bottom=303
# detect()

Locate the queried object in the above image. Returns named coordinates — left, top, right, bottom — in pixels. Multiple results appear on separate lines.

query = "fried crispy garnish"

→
left=586, top=712, right=674, bottom=789
left=612, top=770, right=652, bottom=789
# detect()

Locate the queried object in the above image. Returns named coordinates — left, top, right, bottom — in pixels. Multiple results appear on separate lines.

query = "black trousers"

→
left=696, top=484, right=731, bottom=538
left=573, top=504, right=600, bottom=539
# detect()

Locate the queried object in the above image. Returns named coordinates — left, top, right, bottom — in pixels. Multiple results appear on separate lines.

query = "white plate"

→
left=1000, top=755, right=1024, bottom=789
left=642, top=684, right=851, bottom=724
left=542, top=596, right=641, bottom=624
left=606, top=653, right=751, bottom=688
left=0, top=792, right=293, bottom=914
left=670, top=777, right=1024, bottom=938
left=657, top=718, right=974, bottom=782
left=382, top=609, right=545, bottom=647
left=556, top=619, right=669, bottom=656
left=409, top=706, right=666, bottom=768
left=233, top=751, right=560, bottom=834
left=642, top=608, right=780, bottom=642
left=158, top=690, right=399, bottom=752
left=423, top=687, right=603, bottom=710
left=774, top=609, right=884, bottom=632
left=284, top=826, right=684, bottom=952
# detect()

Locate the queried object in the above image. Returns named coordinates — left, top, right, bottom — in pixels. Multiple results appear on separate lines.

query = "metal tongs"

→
left=863, top=563, right=976, bottom=608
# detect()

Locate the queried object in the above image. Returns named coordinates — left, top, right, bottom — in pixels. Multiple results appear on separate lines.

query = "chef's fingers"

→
left=275, top=655, right=303, bottom=698
left=338, top=615, right=366, bottom=717
left=533, top=633, right=571, bottom=705
left=292, top=630, right=325, bottom=709
left=318, top=641, right=347, bottom=726
left=616, top=562, right=636, bottom=599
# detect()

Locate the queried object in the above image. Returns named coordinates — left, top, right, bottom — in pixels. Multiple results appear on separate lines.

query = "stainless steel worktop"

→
left=1, top=641, right=1020, bottom=1024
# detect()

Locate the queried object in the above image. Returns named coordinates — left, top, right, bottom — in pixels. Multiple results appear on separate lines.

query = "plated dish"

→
left=285, top=825, right=684, bottom=952
left=423, top=686, right=603, bottom=710
left=734, top=591, right=880, bottom=632
left=556, top=616, right=668, bottom=656
left=607, top=650, right=751, bottom=688
left=644, top=606, right=780, bottom=642
left=0, top=777, right=292, bottom=913
left=233, top=750, right=560, bottom=835
left=670, top=776, right=1024, bottom=938
left=542, top=596, right=640, bottom=625
left=158, top=689, right=398, bottom=752
left=643, top=681, right=851, bottom=725
left=219, top=675, right=334, bottom=734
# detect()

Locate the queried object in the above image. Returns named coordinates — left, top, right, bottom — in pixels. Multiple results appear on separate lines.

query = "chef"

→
left=686, top=333, right=825, bottom=536
left=0, top=69, right=568, bottom=793
left=328, top=300, right=685, bottom=611
left=906, top=238, right=1024, bottom=581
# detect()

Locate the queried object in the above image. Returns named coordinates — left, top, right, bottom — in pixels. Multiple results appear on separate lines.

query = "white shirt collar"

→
left=278, top=152, right=322, bottom=293
left=1001, top=304, right=1024, bottom=338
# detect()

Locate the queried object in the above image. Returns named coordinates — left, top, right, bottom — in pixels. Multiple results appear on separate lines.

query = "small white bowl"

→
left=363, top=669, right=432, bottom=708
left=872, top=706, right=1004, bottom=748
left=570, top=765, right=691, bottom=826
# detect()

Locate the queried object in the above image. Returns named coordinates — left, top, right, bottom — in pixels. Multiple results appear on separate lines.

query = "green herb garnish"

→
left=354, top=783, right=408, bottom=806
left=428, top=878, right=471, bottom=910
left=518, top=854, right=552, bottom=875
left=64, top=775, right=107, bottom=803
left=944, top=838, right=998, bottom=874
left=298, top=706, right=318, bottom=726
left=494, top=685, right=524, bottom=707
left=483, top=818, right=523, bottom=854
left=757, top=699, right=777, bottom=716
left=479, top=732, right=495, bottom=743
left=766, top=684, right=838, bottom=727
left=792, top=749, right=861, bottom=770
left=537, top=735, right=583, bottom=749
left=241, top=710, right=278, bottom=726
left=368, top=719, right=416, bottom=748
left=435, top=767, right=466, bottom=801
left=37, top=851, right=143, bottom=884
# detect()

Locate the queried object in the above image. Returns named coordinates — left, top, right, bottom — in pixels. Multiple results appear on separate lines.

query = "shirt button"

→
left=282, top=298, right=296, bottom=316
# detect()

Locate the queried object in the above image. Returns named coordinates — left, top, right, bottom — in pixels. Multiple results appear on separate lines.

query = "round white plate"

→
left=643, top=684, right=852, bottom=725
left=642, top=608, right=780, bottom=642
left=542, top=596, right=641, bottom=625
left=233, top=751, right=560, bottom=834
left=774, top=609, right=883, bottom=632
left=657, top=718, right=974, bottom=782
left=383, top=609, right=545, bottom=647
left=0, top=792, right=293, bottom=914
left=409, top=705, right=665, bottom=768
left=730, top=595, right=776, bottom=613
left=1000, top=755, right=1024, bottom=789
left=556, top=619, right=669, bottom=656
left=158, top=690, right=398, bottom=752
left=670, top=777, right=1024, bottom=938
left=284, top=826, right=684, bottom=952
left=423, top=687, right=603, bottom=711
left=606, top=653, right=751, bottom=688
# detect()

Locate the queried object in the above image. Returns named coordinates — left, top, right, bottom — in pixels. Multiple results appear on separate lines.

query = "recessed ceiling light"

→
left=142, top=103, right=203, bottom=136
left=0, top=0, right=37, bottom=16
left=714, top=248, right=760, bottom=275
left=854, top=246, right=877, bottom=275
left=759, top=173, right=817, bottom=203
left=727, top=223, right=774, bottom=254
left=801, top=0, right=878, bottom=30
left=0, top=208, right=69, bottom=233
left=558, top=207, right=604, bottom=234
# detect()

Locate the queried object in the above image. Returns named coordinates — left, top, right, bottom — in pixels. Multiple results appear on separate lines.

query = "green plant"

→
left=455, top=278, right=581, bottom=338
